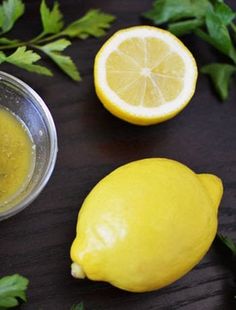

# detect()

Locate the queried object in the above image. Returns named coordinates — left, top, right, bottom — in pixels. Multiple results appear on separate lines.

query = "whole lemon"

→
left=70, top=158, right=223, bottom=292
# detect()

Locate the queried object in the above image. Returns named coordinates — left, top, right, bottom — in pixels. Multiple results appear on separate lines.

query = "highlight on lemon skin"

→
left=94, top=26, right=198, bottom=126
left=70, top=158, right=223, bottom=293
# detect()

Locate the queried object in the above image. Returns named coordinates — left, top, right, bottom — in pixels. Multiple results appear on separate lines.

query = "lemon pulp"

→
left=94, top=26, right=198, bottom=125
left=106, top=37, right=184, bottom=107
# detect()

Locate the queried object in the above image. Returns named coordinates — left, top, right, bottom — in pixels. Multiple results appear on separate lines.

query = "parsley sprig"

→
left=70, top=302, right=84, bottom=310
left=0, top=0, right=115, bottom=80
left=217, top=234, right=236, bottom=299
left=144, top=0, right=236, bottom=101
left=0, top=274, right=29, bottom=309
left=218, top=233, right=236, bottom=257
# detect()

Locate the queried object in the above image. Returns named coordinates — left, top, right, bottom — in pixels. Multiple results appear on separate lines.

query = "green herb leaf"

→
left=191, top=0, right=214, bottom=14
left=201, top=63, right=236, bottom=101
left=194, top=27, right=215, bottom=44
left=6, top=46, right=52, bottom=76
left=144, top=0, right=191, bottom=24
left=0, top=9, right=4, bottom=29
left=218, top=234, right=236, bottom=256
left=168, top=18, right=203, bottom=36
left=214, top=2, right=236, bottom=26
left=39, top=39, right=80, bottom=80
left=0, top=0, right=25, bottom=33
left=41, top=38, right=71, bottom=52
left=0, top=274, right=29, bottom=308
left=46, top=52, right=81, bottom=81
left=62, top=9, right=115, bottom=39
left=143, top=0, right=211, bottom=25
left=40, top=0, right=64, bottom=35
left=205, top=6, right=236, bottom=63
left=71, top=302, right=84, bottom=310
left=0, top=51, right=6, bottom=64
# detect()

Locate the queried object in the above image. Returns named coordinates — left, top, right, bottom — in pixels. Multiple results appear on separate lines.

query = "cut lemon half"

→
left=94, top=26, right=198, bottom=125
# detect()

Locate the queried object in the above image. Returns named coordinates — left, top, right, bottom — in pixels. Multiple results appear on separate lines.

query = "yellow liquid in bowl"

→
left=0, top=107, right=35, bottom=208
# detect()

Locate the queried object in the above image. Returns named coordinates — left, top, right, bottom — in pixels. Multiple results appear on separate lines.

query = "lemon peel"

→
left=71, top=158, right=223, bottom=292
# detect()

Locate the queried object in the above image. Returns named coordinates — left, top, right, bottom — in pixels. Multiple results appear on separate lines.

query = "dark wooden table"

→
left=0, top=0, right=236, bottom=309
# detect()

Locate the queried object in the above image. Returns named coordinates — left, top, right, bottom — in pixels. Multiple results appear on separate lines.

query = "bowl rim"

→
left=0, top=71, right=58, bottom=220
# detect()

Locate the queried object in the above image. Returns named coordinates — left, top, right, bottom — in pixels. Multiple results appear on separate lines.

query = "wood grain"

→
left=0, top=0, right=236, bottom=309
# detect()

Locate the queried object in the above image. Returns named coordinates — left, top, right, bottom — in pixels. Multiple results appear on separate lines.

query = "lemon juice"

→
left=0, top=107, right=35, bottom=208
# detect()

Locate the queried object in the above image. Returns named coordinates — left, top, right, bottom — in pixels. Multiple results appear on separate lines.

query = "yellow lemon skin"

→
left=70, top=158, right=223, bottom=292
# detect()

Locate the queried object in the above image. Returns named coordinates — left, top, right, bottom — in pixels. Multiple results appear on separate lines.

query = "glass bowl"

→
left=0, top=71, right=58, bottom=220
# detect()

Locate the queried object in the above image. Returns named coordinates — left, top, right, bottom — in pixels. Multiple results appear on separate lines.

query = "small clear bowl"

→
left=0, top=71, right=58, bottom=220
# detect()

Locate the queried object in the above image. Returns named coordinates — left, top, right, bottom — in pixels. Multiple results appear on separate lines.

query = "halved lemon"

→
left=94, top=26, right=198, bottom=125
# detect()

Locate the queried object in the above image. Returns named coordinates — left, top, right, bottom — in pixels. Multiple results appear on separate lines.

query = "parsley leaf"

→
left=0, top=274, right=29, bottom=309
left=168, top=19, right=203, bottom=36
left=44, top=53, right=80, bottom=81
left=201, top=63, right=236, bottom=101
left=205, top=6, right=236, bottom=63
left=0, top=51, right=6, bottom=64
left=214, top=2, right=236, bottom=26
left=40, top=38, right=71, bottom=52
left=40, top=0, right=63, bottom=35
left=0, top=9, right=3, bottom=28
left=70, top=302, right=84, bottom=310
left=143, top=0, right=211, bottom=25
left=0, top=0, right=25, bottom=34
left=6, top=46, right=52, bottom=76
left=62, top=9, right=115, bottom=39
left=218, top=234, right=236, bottom=256
left=39, top=39, right=81, bottom=81
left=144, top=0, right=190, bottom=24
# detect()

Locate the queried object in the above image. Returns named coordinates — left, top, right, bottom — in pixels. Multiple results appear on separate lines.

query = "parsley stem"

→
left=29, top=44, right=42, bottom=51
left=0, top=42, right=29, bottom=50
left=35, top=32, right=62, bottom=44
left=30, top=32, right=47, bottom=44
left=0, top=32, right=63, bottom=51
left=231, top=23, right=236, bottom=33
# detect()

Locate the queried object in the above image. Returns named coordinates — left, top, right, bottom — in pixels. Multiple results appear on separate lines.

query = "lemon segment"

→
left=94, top=26, right=198, bottom=125
left=70, top=158, right=223, bottom=292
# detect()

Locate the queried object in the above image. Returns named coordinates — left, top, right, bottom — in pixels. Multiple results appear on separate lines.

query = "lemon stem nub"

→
left=71, top=262, right=86, bottom=279
left=198, top=174, right=223, bottom=211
